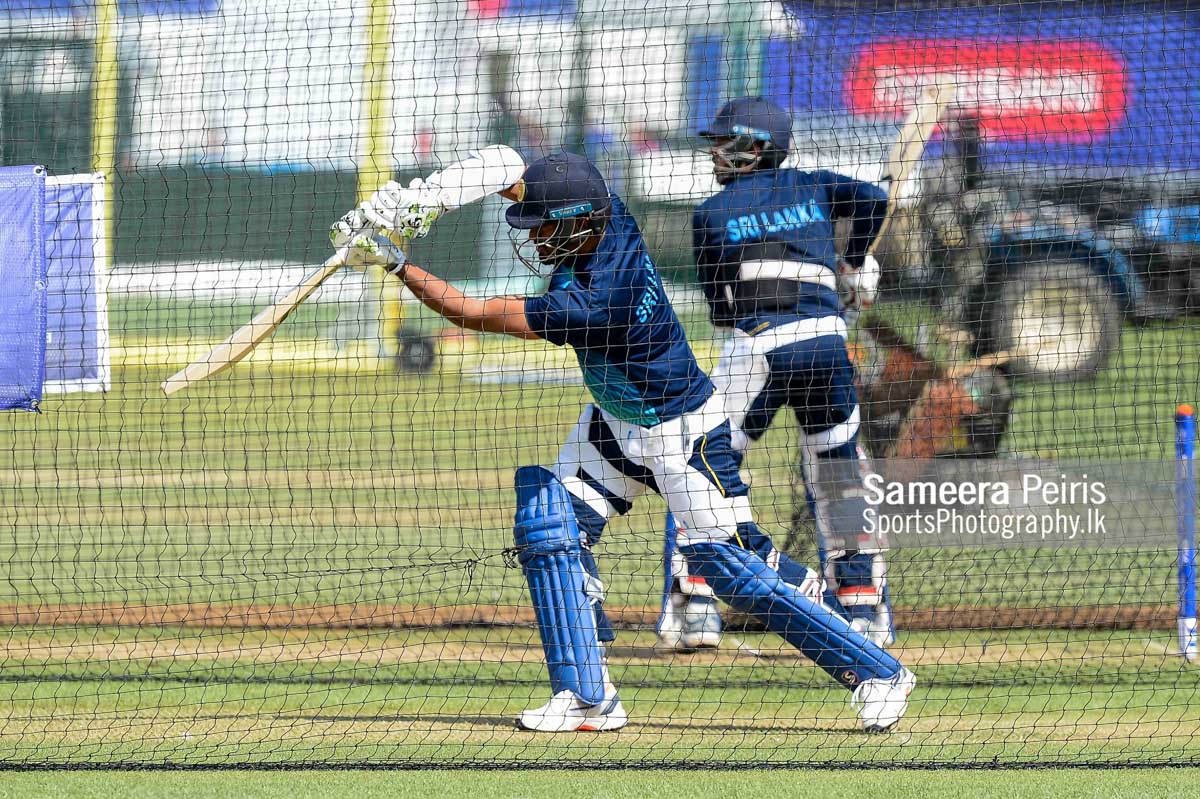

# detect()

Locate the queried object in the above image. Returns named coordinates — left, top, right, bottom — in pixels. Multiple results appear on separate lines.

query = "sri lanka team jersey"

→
left=524, top=196, right=714, bottom=427
left=693, top=168, right=887, bottom=326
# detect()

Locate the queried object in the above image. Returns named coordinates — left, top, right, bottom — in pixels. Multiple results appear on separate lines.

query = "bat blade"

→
left=426, top=144, right=526, bottom=210
left=160, top=249, right=348, bottom=396
left=870, top=79, right=957, bottom=254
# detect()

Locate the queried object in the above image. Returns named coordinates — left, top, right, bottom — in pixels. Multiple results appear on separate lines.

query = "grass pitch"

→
left=0, top=769, right=1196, bottom=799
left=0, top=297, right=1198, bottom=767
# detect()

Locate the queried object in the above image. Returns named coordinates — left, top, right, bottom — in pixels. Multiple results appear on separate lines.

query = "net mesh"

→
left=0, top=0, right=1198, bottom=768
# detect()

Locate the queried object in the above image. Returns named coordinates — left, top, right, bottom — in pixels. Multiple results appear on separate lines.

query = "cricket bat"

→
left=160, top=145, right=527, bottom=396
left=869, top=79, right=957, bottom=255
left=944, top=346, right=1036, bottom=379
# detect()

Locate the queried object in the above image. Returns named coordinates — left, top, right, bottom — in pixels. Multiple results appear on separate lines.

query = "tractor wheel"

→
left=990, top=261, right=1121, bottom=383
left=395, top=332, right=438, bottom=374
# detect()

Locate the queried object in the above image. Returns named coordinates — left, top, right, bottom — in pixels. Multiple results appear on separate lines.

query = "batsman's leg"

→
left=658, top=414, right=914, bottom=732
left=801, top=439, right=895, bottom=647
left=775, top=331, right=896, bottom=648
left=512, top=466, right=626, bottom=732
left=515, top=405, right=656, bottom=731
left=680, top=532, right=913, bottom=731
left=658, top=513, right=722, bottom=651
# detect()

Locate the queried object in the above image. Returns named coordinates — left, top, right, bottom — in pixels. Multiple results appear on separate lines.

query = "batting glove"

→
left=838, top=254, right=881, bottom=311
left=329, top=208, right=407, bottom=272
left=361, top=178, right=444, bottom=240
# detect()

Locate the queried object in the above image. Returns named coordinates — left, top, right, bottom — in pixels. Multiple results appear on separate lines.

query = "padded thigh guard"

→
left=514, top=466, right=606, bottom=706
left=680, top=539, right=902, bottom=689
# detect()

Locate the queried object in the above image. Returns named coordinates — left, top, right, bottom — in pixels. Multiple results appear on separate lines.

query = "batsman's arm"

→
left=396, top=262, right=539, bottom=340
left=823, top=171, right=889, bottom=267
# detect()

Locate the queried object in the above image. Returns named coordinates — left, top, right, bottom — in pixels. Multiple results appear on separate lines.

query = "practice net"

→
left=0, top=0, right=1198, bottom=768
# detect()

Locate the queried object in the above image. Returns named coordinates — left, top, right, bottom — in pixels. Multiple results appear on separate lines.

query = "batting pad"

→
left=681, top=538, right=902, bottom=689
left=513, top=466, right=606, bottom=706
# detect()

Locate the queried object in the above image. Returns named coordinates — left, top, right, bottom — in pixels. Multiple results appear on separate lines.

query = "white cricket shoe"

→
left=681, top=597, right=722, bottom=649
left=850, top=667, right=916, bottom=733
left=517, top=684, right=627, bottom=733
left=657, top=594, right=722, bottom=652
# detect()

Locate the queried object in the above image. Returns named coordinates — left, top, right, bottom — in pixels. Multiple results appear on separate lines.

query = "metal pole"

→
left=90, top=0, right=120, bottom=253
left=359, top=0, right=401, bottom=357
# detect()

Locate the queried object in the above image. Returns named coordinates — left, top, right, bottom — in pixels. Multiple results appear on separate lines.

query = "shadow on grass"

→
left=195, top=711, right=845, bottom=735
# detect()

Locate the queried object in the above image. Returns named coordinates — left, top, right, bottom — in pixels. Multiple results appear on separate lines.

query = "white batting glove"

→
left=329, top=209, right=406, bottom=272
left=838, top=254, right=882, bottom=311
left=361, top=178, right=444, bottom=240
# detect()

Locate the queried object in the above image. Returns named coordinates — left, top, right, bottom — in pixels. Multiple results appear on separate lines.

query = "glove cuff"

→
left=369, top=234, right=408, bottom=270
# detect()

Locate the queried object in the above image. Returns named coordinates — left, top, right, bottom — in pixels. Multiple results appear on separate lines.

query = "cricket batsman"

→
left=330, top=150, right=915, bottom=733
left=658, top=97, right=895, bottom=652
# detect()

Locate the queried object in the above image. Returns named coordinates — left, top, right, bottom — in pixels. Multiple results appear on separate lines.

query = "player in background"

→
left=657, top=97, right=895, bottom=652
left=330, top=151, right=915, bottom=733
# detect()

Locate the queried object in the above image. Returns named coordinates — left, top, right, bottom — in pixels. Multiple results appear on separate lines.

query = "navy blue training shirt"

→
left=693, top=168, right=887, bottom=327
left=524, top=195, right=714, bottom=427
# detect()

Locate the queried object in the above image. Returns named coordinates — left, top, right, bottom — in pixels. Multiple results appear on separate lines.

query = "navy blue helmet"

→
left=506, top=152, right=612, bottom=274
left=701, top=97, right=793, bottom=182
left=506, top=152, right=612, bottom=230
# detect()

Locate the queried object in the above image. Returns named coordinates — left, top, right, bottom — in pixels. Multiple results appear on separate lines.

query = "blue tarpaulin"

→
left=0, top=164, right=48, bottom=411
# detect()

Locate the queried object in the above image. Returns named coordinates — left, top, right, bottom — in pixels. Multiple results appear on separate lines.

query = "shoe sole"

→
left=577, top=716, right=627, bottom=732
left=517, top=716, right=627, bottom=733
left=516, top=718, right=580, bottom=733
left=681, top=634, right=722, bottom=649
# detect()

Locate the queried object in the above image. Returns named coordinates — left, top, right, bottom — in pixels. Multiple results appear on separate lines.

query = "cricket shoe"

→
left=850, top=667, right=916, bottom=733
left=655, top=593, right=684, bottom=652
left=681, top=596, right=722, bottom=649
left=656, top=595, right=721, bottom=652
left=516, top=684, right=627, bottom=733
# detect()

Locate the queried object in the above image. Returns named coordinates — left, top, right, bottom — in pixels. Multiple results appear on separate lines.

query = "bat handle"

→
left=326, top=245, right=353, bottom=269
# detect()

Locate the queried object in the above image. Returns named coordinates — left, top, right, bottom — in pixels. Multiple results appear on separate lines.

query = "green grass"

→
left=0, top=625, right=1196, bottom=767
left=0, top=770, right=1196, bottom=799
left=1, top=299, right=1200, bottom=767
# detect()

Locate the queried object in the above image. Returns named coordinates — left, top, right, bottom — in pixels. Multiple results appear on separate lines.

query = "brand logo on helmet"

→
left=729, top=124, right=772, bottom=141
left=548, top=202, right=593, bottom=220
left=841, top=669, right=861, bottom=686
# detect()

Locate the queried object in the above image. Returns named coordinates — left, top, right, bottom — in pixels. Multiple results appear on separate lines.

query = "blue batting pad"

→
left=0, top=165, right=47, bottom=411
left=514, top=466, right=605, bottom=706
left=681, top=539, right=902, bottom=689
left=577, top=547, right=615, bottom=644
left=736, top=523, right=850, bottom=618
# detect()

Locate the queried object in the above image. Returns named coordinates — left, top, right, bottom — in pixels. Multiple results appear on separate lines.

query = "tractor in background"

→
left=887, top=115, right=1200, bottom=384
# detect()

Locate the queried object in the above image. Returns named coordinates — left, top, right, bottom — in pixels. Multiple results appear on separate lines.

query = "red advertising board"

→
left=844, top=38, right=1127, bottom=141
